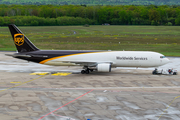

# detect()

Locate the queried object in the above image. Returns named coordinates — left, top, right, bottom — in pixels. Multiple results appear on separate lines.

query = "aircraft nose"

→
left=160, top=58, right=170, bottom=65
left=164, top=58, right=170, bottom=64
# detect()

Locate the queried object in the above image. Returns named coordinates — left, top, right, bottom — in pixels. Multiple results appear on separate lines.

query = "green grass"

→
left=0, top=25, right=180, bottom=56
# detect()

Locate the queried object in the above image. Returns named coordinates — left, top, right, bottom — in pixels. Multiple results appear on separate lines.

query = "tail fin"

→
left=8, top=24, right=39, bottom=53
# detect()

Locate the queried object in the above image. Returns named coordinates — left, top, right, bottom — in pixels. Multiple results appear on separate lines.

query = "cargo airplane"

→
left=6, top=24, right=169, bottom=74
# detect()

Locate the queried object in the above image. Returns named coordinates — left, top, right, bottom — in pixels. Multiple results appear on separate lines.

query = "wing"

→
left=61, top=60, right=113, bottom=67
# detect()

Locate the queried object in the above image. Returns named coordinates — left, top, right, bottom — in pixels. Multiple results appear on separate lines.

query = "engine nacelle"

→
left=97, top=63, right=111, bottom=72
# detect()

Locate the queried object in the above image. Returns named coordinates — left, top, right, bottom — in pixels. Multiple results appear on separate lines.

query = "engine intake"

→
left=97, top=63, right=111, bottom=72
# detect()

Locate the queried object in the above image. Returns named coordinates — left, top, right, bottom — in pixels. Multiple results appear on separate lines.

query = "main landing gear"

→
left=81, top=67, right=93, bottom=74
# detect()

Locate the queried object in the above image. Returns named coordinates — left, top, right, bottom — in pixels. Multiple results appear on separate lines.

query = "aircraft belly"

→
left=44, top=61, right=77, bottom=66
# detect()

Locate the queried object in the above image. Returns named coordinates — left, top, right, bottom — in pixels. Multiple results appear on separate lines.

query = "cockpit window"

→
left=160, top=56, right=165, bottom=58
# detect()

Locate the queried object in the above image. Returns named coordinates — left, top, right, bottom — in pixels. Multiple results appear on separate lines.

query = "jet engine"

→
left=97, top=63, right=111, bottom=72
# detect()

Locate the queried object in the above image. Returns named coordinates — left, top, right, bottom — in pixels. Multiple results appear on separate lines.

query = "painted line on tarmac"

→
left=0, top=86, right=179, bottom=94
left=51, top=72, right=71, bottom=76
left=30, top=72, right=71, bottom=76
left=66, top=86, right=180, bottom=89
left=10, top=82, right=22, bottom=83
left=158, top=95, right=180, bottom=120
left=38, top=89, right=94, bottom=120
left=0, top=86, right=179, bottom=91
left=31, top=86, right=180, bottom=90
left=30, top=72, right=50, bottom=75
left=3, top=86, right=179, bottom=89
left=0, top=75, right=47, bottom=93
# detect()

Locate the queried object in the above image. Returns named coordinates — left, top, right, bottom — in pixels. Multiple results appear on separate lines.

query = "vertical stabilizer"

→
left=8, top=24, right=39, bottom=53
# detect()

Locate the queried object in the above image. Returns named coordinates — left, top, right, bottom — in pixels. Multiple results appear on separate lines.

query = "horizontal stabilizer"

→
left=5, top=54, right=31, bottom=58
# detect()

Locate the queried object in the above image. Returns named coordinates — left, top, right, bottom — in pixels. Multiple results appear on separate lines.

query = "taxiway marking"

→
left=158, top=96, right=180, bottom=120
left=51, top=72, right=71, bottom=76
left=30, top=72, right=71, bottom=76
left=62, top=86, right=180, bottom=89
left=30, top=72, right=50, bottom=75
left=38, top=89, right=94, bottom=120
left=0, top=86, right=179, bottom=94
left=0, top=75, right=47, bottom=93
left=10, top=82, right=22, bottom=83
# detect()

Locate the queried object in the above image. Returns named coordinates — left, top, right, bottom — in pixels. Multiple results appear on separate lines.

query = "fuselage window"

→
left=160, top=56, right=165, bottom=58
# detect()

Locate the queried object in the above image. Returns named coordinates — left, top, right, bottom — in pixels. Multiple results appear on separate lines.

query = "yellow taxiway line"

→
left=30, top=72, right=71, bottom=76
left=158, top=96, right=180, bottom=120
left=0, top=75, right=47, bottom=93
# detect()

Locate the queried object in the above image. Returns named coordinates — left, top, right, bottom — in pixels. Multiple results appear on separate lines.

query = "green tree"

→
left=175, top=15, right=180, bottom=25
left=119, top=10, right=128, bottom=25
left=0, top=17, right=4, bottom=26
left=97, top=7, right=109, bottom=24
left=149, top=9, right=160, bottom=25
left=31, top=20, right=39, bottom=26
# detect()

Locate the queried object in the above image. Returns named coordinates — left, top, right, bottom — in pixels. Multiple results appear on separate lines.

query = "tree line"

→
left=1, top=5, right=180, bottom=26
left=0, top=16, right=95, bottom=26
left=1, top=0, right=180, bottom=5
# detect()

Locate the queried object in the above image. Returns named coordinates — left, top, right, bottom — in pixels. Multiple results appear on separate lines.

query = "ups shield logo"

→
left=14, top=33, right=24, bottom=46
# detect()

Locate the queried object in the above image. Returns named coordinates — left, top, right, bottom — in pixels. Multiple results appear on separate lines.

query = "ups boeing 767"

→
left=6, top=24, right=169, bottom=74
